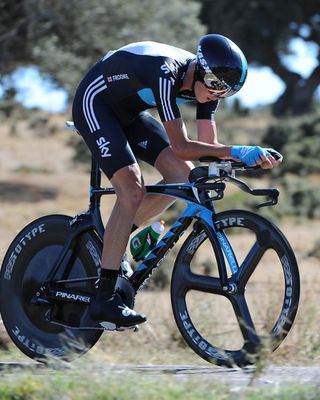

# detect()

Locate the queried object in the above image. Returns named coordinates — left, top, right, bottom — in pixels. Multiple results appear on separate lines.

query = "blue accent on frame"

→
left=147, top=253, right=157, bottom=260
left=216, top=231, right=239, bottom=274
left=135, top=200, right=217, bottom=272
left=134, top=197, right=239, bottom=279
left=165, top=231, right=175, bottom=238
left=136, top=262, right=148, bottom=271
left=179, top=201, right=239, bottom=275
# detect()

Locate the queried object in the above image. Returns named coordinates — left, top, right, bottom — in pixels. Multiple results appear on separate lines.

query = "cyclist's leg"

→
left=134, top=146, right=193, bottom=224
left=72, top=74, right=146, bottom=326
left=91, top=163, right=147, bottom=326
left=125, top=112, right=193, bottom=225
left=104, top=164, right=145, bottom=270
left=72, top=68, right=144, bottom=271
left=155, top=146, right=194, bottom=182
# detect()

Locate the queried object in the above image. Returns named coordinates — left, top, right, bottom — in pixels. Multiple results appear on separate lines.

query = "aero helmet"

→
left=195, top=34, right=248, bottom=97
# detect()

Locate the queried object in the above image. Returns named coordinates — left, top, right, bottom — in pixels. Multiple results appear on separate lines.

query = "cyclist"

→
left=72, top=34, right=282, bottom=328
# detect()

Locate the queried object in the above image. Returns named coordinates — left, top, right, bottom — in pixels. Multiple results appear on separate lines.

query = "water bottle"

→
left=130, top=221, right=165, bottom=261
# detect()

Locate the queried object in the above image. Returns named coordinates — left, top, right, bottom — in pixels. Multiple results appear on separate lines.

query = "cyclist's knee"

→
left=111, top=165, right=146, bottom=211
left=155, top=148, right=193, bottom=182
left=118, top=184, right=145, bottom=210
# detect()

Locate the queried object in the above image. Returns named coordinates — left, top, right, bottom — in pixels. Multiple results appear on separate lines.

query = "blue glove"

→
left=231, top=146, right=270, bottom=166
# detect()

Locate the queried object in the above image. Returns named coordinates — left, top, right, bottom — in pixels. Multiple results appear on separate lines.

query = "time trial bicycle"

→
left=0, top=122, right=300, bottom=367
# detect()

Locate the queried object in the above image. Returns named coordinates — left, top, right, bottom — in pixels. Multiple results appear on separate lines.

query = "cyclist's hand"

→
left=261, top=148, right=283, bottom=169
left=231, top=146, right=269, bottom=166
left=231, top=146, right=283, bottom=168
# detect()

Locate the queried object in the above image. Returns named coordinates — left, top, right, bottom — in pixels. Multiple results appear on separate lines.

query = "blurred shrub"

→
left=27, top=110, right=67, bottom=137
left=277, top=176, right=320, bottom=219
left=308, top=240, right=320, bottom=259
left=0, top=100, right=65, bottom=137
left=0, top=97, right=30, bottom=121
left=148, top=264, right=171, bottom=289
left=14, top=165, right=53, bottom=174
left=263, top=113, right=320, bottom=176
left=9, top=122, right=17, bottom=136
left=0, top=328, right=10, bottom=351
left=68, top=134, right=91, bottom=168
left=232, top=98, right=250, bottom=117
left=28, top=114, right=49, bottom=135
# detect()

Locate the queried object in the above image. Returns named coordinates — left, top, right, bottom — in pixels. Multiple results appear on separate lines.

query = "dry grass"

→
left=1, top=115, right=320, bottom=366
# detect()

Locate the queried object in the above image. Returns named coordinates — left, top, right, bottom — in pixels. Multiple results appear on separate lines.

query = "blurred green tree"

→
left=199, top=0, right=320, bottom=116
left=0, top=0, right=205, bottom=98
left=262, top=114, right=320, bottom=175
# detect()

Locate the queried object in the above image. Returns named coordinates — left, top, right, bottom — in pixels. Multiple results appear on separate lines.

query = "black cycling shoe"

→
left=89, top=291, right=147, bottom=328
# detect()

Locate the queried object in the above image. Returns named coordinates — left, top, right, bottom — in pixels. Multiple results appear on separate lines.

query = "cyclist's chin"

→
left=196, top=95, right=217, bottom=103
left=196, top=96, right=208, bottom=104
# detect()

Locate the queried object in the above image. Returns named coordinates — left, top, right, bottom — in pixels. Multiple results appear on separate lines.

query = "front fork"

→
left=187, top=204, right=240, bottom=293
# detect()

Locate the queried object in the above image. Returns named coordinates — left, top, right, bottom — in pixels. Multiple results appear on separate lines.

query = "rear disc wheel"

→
left=0, top=214, right=103, bottom=362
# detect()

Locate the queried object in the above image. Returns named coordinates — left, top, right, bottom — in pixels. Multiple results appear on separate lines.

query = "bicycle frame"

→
left=45, top=157, right=233, bottom=297
left=45, top=155, right=279, bottom=303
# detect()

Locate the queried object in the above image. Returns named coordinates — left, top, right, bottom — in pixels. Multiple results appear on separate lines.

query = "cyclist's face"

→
left=194, top=81, right=223, bottom=103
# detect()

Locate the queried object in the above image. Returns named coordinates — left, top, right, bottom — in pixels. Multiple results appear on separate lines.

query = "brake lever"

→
left=252, top=188, right=279, bottom=208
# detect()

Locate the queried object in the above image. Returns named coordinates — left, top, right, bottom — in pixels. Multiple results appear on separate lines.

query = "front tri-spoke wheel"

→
left=171, top=210, right=300, bottom=367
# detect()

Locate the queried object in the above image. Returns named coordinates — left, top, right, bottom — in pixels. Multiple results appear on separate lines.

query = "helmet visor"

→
left=197, top=70, right=233, bottom=97
left=195, top=66, right=240, bottom=98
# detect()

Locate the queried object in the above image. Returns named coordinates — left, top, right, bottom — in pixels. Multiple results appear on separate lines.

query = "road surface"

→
left=0, top=362, right=319, bottom=389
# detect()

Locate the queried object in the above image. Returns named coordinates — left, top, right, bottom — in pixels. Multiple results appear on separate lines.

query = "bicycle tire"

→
left=0, top=214, right=103, bottom=362
left=171, top=210, right=300, bottom=367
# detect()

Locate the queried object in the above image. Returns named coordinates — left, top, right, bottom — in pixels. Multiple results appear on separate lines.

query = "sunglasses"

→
left=202, top=72, right=232, bottom=97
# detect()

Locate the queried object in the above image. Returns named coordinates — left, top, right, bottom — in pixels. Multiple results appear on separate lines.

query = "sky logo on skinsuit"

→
left=160, top=60, right=182, bottom=79
left=96, top=137, right=111, bottom=158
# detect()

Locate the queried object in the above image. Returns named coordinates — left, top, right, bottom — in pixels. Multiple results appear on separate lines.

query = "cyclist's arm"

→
left=197, top=119, right=219, bottom=144
left=196, top=100, right=220, bottom=144
left=152, top=67, right=231, bottom=159
left=163, top=118, right=232, bottom=160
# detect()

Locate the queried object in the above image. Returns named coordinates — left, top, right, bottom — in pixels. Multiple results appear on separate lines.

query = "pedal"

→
left=99, top=321, right=139, bottom=332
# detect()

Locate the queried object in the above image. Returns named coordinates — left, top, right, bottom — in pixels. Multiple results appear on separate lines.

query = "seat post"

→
left=90, top=156, right=102, bottom=189
left=88, top=156, right=105, bottom=234
left=89, top=156, right=103, bottom=214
